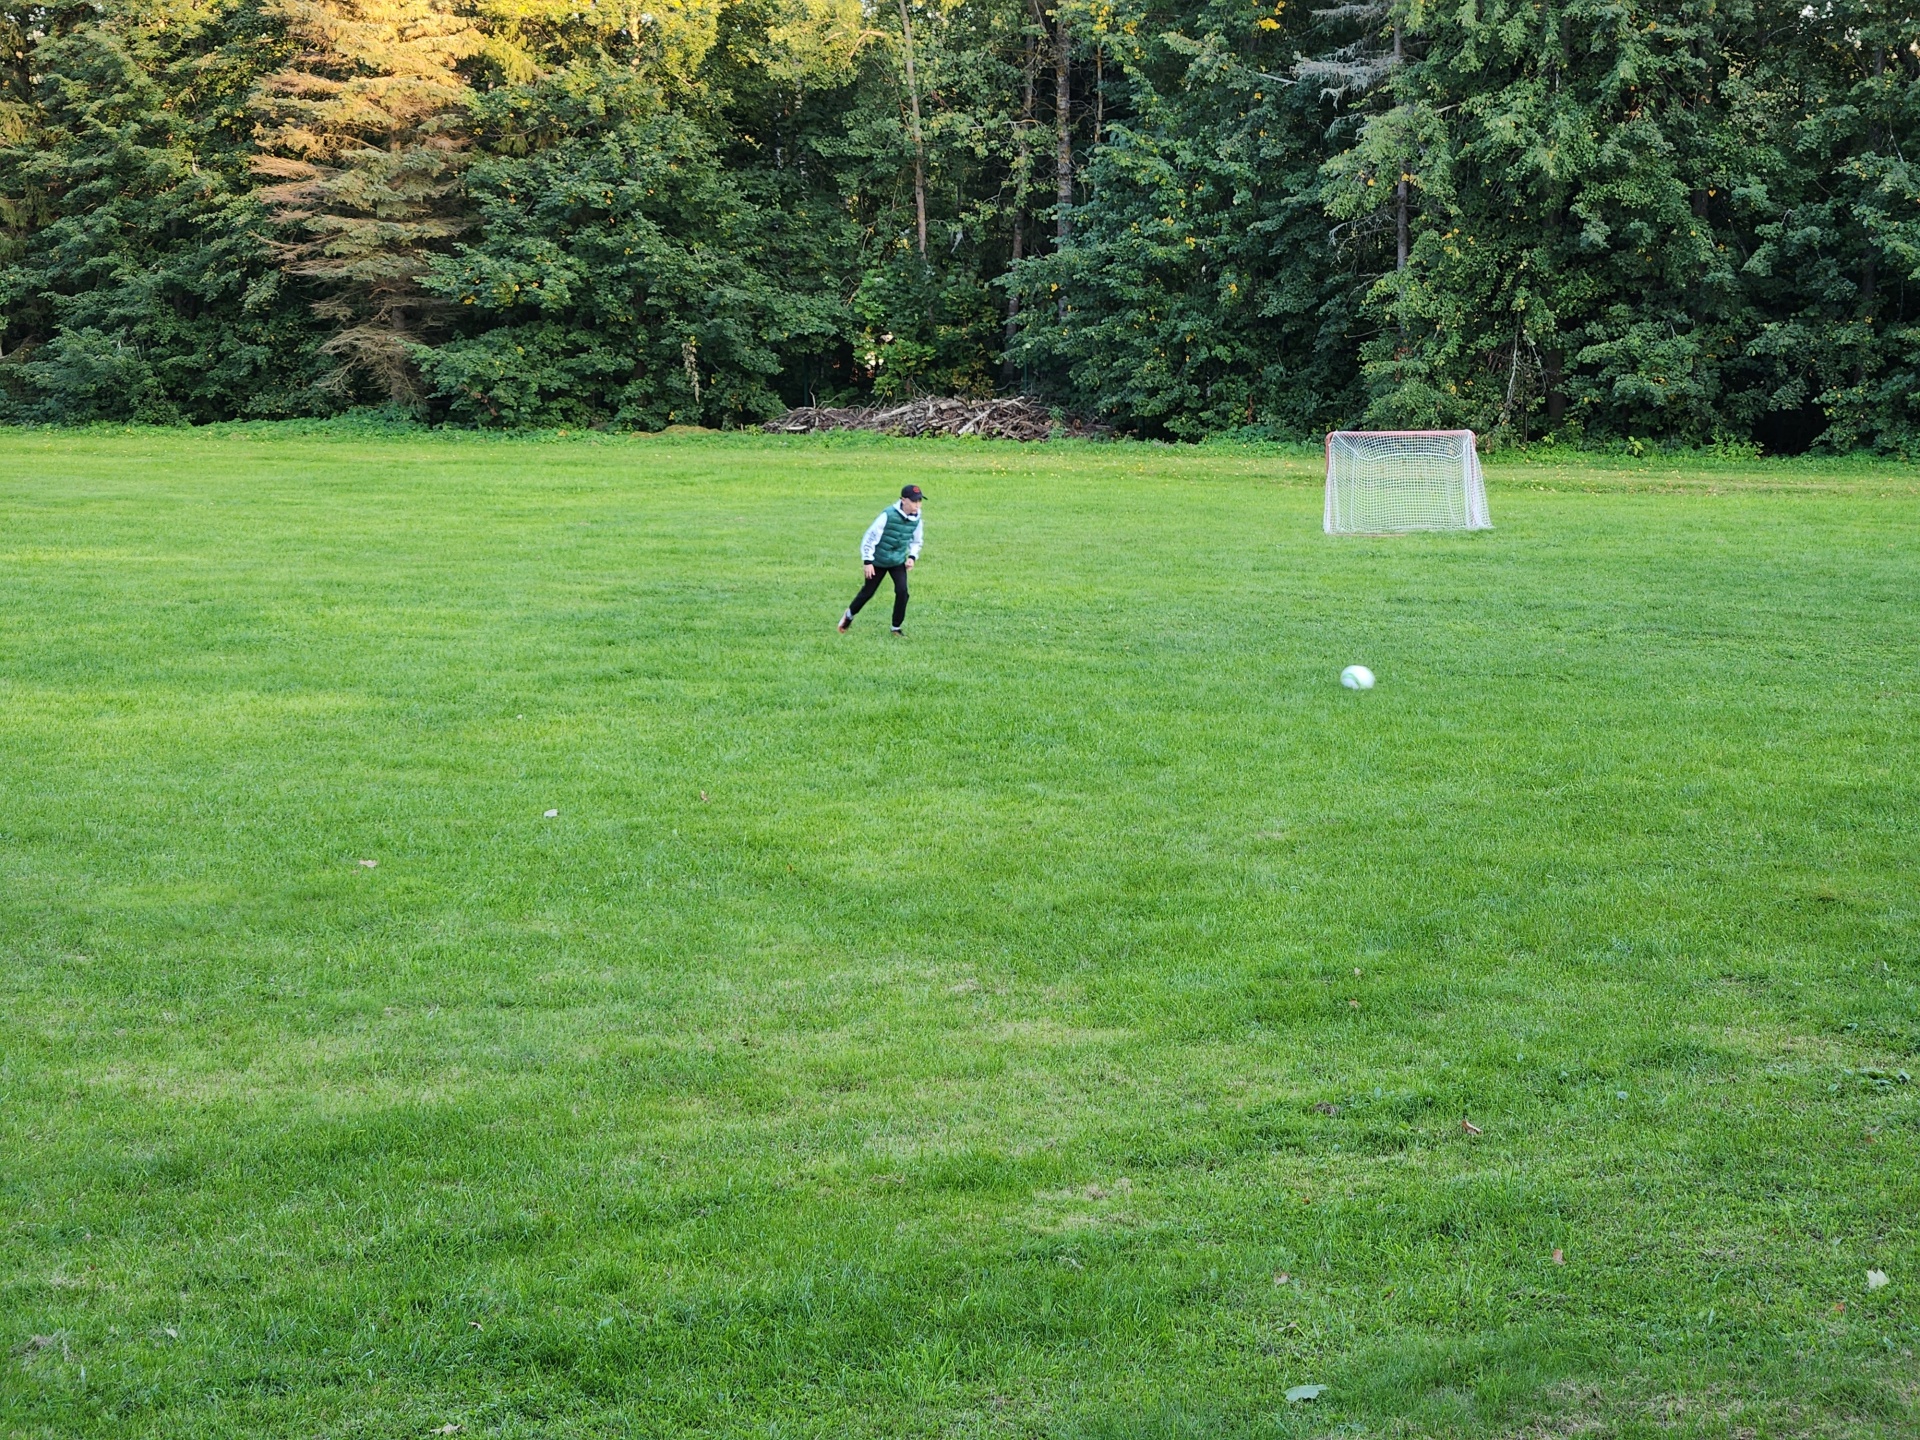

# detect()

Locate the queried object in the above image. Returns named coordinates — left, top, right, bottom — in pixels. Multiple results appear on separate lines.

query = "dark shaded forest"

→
left=0, top=0, right=1913, bottom=446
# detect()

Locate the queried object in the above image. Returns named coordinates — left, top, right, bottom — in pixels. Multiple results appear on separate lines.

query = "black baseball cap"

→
left=901, top=484, right=925, bottom=501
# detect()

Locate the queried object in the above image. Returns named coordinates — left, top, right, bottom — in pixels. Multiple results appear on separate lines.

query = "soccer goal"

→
left=1323, top=430, right=1491, bottom=534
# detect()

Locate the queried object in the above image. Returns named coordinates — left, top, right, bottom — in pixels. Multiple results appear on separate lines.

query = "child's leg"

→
left=846, top=568, right=886, bottom=618
left=888, top=565, right=910, bottom=628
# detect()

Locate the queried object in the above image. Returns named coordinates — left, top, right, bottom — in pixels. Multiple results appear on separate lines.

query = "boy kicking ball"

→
left=838, top=484, right=924, bottom=635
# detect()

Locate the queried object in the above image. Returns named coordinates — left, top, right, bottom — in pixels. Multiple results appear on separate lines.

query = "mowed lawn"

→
left=1, top=427, right=1917, bottom=1440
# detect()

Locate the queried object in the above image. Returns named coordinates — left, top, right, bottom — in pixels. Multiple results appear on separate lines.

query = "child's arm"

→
left=860, top=512, right=887, bottom=563
left=907, top=514, right=924, bottom=564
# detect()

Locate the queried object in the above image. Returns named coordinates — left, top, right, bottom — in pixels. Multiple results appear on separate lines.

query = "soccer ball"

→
left=1341, top=665, right=1375, bottom=690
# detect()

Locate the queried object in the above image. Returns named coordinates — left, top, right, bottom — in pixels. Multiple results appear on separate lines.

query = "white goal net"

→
left=1324, top=430, right=1491, bottom=534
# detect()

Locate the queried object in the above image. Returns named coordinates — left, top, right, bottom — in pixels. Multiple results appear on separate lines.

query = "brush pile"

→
left=763, top=396, right=1107, bottom=441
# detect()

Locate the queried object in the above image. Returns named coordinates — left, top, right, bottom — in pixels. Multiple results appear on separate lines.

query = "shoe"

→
left=837, top=610, right=852, bottom=632
left=891, top=626, right=903, bottom=635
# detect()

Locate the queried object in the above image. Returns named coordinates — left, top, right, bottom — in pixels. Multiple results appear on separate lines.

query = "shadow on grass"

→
left=1056, top=1326, right=1589, bottom=1439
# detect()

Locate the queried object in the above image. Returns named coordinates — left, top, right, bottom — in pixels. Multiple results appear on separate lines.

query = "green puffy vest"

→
left=873, top=506, right=920, bottom=567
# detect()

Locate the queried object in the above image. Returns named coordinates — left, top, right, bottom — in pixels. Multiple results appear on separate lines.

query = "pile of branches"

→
left=763, top=396, right=1108, bottom=441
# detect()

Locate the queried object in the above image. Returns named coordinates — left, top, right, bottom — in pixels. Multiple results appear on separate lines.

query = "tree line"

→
left=0, top=0, right=1913, bottom=447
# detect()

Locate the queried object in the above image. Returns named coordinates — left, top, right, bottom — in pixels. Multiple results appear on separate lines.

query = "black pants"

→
left=848, top=563, right=910, bottom=627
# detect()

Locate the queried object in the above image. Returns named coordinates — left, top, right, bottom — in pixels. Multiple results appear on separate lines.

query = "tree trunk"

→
left=1858, top=251, right=1877, bottom=389
left=1003, top=31, right=1037, bottom=388
left=897, top=0, right=927, bottom=260
left=1544, top=347, right=1566, bottom=427
left=1543, top=13, right=1571, bottom=426
left=1054, top=3, right=1071, bottom=249
left=1093, top=41, right=1103, bottom=147
left=1859, top=46, right=1884, bottom=388
left=1393, top=23, right=1406, bottom=272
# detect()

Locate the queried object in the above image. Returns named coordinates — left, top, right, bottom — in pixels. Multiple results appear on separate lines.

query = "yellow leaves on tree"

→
left=252, top=0, right=484, bottom=402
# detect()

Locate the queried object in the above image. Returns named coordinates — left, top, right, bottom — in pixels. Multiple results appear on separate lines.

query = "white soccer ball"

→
left=1341, top=665, right=1375, bottom=690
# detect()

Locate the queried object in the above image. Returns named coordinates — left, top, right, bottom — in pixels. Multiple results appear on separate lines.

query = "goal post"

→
left=1323, top=430, right=1492, bottom=534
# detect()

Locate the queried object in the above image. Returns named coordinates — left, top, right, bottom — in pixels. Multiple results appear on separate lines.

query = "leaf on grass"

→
left=1313, top=1102, right=1341, bottom=1116
left=433, top=1426, right=463, bottom=1436
left=544, top=809, right=559, bottom=817
left=358, top=859, right=377, bottom=868
left=1273, top=1271, right=1290, bottom=1285
left=1285, top=1384, right=1325, bottom=1402
left=1552, top=1249, right=1565, bottom=1265
left=700, top=790, right=709, bottom=802
left=1461, top=1119, right=1482, bottom=1135
left=1867, top=1269, right=1890, bottom=1290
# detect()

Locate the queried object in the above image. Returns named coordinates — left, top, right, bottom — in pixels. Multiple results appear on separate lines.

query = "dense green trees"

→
left=0, top=0, right=1911, bottom=446
left=0, top=0, right=318, bottom=421
left=416, top=70, right=853, bottom=426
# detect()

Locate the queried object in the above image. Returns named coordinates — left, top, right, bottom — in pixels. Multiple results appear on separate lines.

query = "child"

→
left=838, top=484, right=924, bottom=634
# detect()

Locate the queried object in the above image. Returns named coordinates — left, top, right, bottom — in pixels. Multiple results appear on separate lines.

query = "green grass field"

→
left=2, top=427, right=1917, bottom=1439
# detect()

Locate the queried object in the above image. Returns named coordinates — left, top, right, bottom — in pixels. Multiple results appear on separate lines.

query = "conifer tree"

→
left=1295, top=0, right=1406, bottom=268
left=1301, top=0, right=1442, bottom=402
left=251, top=0, right=483, bottom=403
left=0, top=0, right=317, bottom=421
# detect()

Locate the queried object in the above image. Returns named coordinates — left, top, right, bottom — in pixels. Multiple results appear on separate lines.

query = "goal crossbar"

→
left=1324, top=429, right=1491, bottom=534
